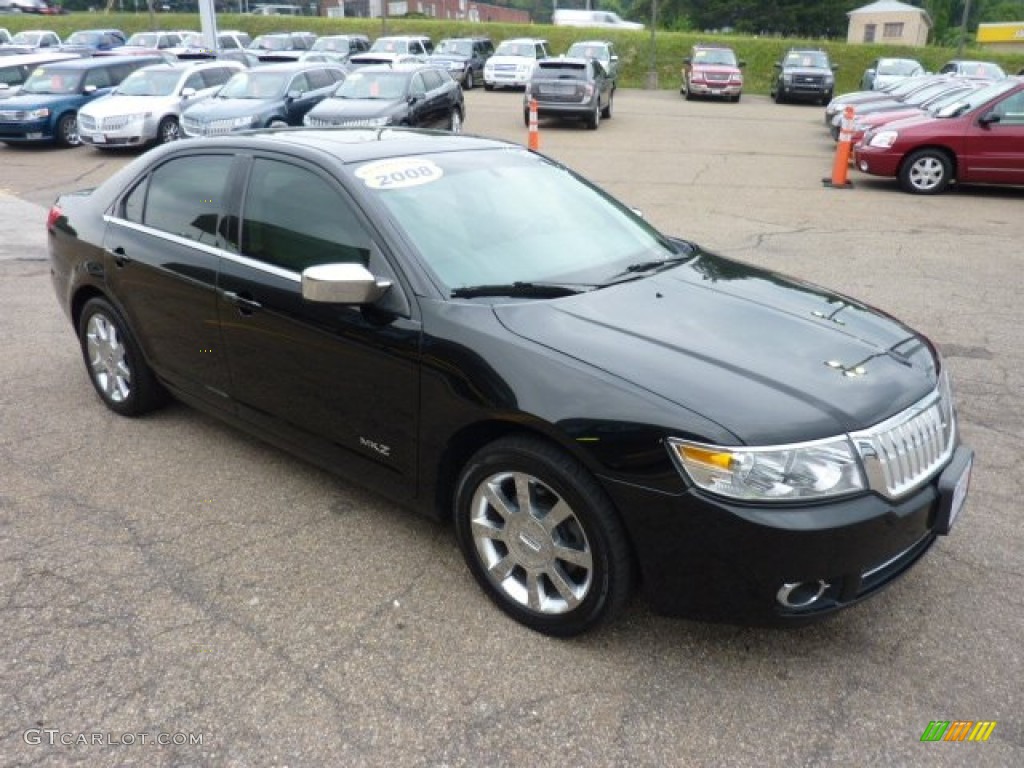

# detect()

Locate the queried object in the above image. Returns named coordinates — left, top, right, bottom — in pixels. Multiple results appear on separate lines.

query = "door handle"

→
left=108, top=246, right=131, bottom=268
left=222, top=290, right=262, bottom=315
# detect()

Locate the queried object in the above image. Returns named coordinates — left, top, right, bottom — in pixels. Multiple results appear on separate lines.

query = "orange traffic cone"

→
left=823, top=105, right=855, bottom=189
left=528, top=97, right=540, bottom=151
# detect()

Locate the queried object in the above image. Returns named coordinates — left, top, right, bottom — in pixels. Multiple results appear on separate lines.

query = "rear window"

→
left=537, top=61, right=587, bottom=80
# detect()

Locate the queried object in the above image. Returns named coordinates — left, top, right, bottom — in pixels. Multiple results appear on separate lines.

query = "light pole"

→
left=645, top=0, right=658, bottom=89
left=956, top=0, right=972, bottom=58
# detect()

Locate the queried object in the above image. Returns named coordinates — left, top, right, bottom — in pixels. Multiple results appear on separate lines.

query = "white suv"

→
left=484, top=38, right=550, bottom=90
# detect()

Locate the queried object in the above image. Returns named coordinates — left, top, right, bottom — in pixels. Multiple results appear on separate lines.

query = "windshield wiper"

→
left=602, top=255, right=691, bottom=284
left=451, top=282, right=585, bottom=299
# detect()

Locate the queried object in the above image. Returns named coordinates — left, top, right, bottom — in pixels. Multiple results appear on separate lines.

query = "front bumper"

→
left=853, top=142, right=903, bottom=178
left=686, top=82, right=742, bottom=98
left=0, top=118, right=56, bottom=143
left=602, top=444, right=973, bottom=625
left=485, top=69, right=532, bottom=87
left=78, top=117, right=158, bottom=147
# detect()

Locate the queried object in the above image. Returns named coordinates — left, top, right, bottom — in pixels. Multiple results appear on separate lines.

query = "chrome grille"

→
left=101, top=115, right=132, bottom=131
left=850, top=373, right=956, bottom=499
left=0, top=110, right=26, bottom=121
left=304, top=116, right=334, bottom=127
left=78, top=114, right=97, bottom=131
left=706, top=72, right=730, bottom=82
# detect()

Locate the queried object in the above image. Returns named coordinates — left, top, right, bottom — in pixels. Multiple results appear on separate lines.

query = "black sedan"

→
left=304, top=64, right=464, bottom=132
left=180, top=63, right=345, bottom=136
left=525, top=57, right=613, bottom=129
left=47, top=130, right=972, bottom=636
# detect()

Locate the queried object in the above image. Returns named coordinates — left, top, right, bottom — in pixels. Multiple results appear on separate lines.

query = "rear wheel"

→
left=464, top=69, right=474, bottom=90
left=601, top=90, right=613, bottom=119
left=56, top=113, right=80, bottom=147
left=77, top=297, right=165, bottom=417
left=484, top=82, right=494, bottom=91
left=454, top=436, right=634, bottom=636
left=586, top=99, right=600, bottom=130
left=899, top=149, right=954, bottom=195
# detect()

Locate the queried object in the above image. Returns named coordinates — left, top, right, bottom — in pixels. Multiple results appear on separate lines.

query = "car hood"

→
left=310, top=97, right=403, bottom=119
left=488, top=55, right=535, bottom=66
left=82, top=93, right=177, bottom=116
left=429, top=53, right=469, bottom=64
left=0, top=92, right=82, bottom=109
left=184, top=98, right=275, bottom=120
left=785, top=66, right=832, bottom=77
left=492, top=251, right=937, bottom=444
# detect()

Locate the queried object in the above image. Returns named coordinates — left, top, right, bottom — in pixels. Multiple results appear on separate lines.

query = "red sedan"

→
left=854, top=77, right=1024, bottom=194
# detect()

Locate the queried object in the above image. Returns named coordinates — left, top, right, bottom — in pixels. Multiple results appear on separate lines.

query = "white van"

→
left=552, top=9, right=644, bottom=30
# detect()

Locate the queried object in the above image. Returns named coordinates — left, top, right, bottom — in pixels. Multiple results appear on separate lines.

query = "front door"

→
left=962, top=88, right=1024, bottom=184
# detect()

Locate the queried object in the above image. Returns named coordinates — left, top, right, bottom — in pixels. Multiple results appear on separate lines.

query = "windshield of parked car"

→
left=370, top=38, right=409, bottom=53
left=12, top=32, right=45, bottom=46
left=334, top=70, right=407, bottom=100
left=66, top=32, right=103, bottom=46
left=126, top=33, right=160, bottom=48
left=359, top=149, right=680, bottom=292
left=436, top=40, right=473, bottom=56
left=312, top=37, right=347, bottom=52
left=785, top=52, right=829, bottom=68
left=21, top=67, right=83, bottom=95
left=495, top=42, right=536, bottom=58
left=877, top=59, right=921, bottom=76
left=218, top=71, right=287, bottom=99
left=115, top=68, right=181, bottom=96
left=956, top=61, right=1006, bottom=78
left=567, top=43, right=610, bottom=62
left=692, top=48, right=737, bottom=67
left=249, top=36, right=289, bottom=51
left=934, top=78, right=1019, bottom=117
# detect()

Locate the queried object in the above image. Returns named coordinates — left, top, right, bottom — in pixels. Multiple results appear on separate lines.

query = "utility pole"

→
left=956, top=0, right=972, bottom=58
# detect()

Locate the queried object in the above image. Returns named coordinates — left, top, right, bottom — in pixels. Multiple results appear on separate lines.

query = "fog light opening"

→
left=858, top=160, right=869, bottom=172
left=776, top=580, right=830, bottom=610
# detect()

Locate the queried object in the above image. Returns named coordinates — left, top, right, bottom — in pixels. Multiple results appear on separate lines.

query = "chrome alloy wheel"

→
left=468, top=470, right=593, bottom=614
left=85, top=313, right=131, bottom=403
left=906, top=156, right=946, bottom=192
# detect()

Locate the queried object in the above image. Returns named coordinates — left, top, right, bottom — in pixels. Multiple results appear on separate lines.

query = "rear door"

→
left=961, top=87, right=1024, bottom=184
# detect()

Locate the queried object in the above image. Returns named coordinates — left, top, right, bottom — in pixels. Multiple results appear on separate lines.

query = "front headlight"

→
left=868, top=130, right=898, bottom=149
left=667, top=436, right=866, bottom=502
left=232, top=115, right=256, bottom=128
left=26, top=107, right=50, bottom=120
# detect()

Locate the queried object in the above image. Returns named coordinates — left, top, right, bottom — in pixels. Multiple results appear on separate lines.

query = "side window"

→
left=83, top=67, right=113, bottom=90
left=535, top=44, right=544, bottom=59
left=305, top=69, right=331, bottom=90
left=241, top=159, right=371, bottom=273
left=993, top=91, right=1024, bottom=124
left=121, top=177, right=148, bottom=225
left=421, top=69, right=443, bottom=91
left=409, top=73, right=426, bottom=98
left=220, top=35, right=238, bottom=49
left=200, top=68, right=229, bottom=88
left=289, top=73, right=310, bottom=94
left=141, top=155, right=234, bottom=247
left=183, top=72, right=205, bottom=92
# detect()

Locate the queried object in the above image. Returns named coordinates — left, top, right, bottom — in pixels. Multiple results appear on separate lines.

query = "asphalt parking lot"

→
left=2, top=88, right=1022, bottom=766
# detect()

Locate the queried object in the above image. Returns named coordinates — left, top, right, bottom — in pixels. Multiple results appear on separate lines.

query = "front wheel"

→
left=464, top=69, right=474, bottom=90
left=484, top=82, right=494, bottom=91
left=899, top=149, right=954, bottom=194
left=56, top=113, right=80, bottom=147
left=454, top=436, right=634, bottom=636
left=157, top=116, right=180, bottom=144
left=448, top=108, right=462, bottom=134
left=267, top=118, right=288, bottom=129
left=77, top=297, right=165, bottom=417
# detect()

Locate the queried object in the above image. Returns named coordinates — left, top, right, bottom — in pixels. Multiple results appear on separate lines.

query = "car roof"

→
left=0, top=52, right=78, bottom=66
left=38, top=55, right=163, bottom=70
left=245, top=62, right=334, bottom=73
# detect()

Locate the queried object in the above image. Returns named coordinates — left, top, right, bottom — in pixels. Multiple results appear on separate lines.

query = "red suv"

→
left=680, top=45, right=744, bottom=102
left=853, top=77, right=1024, bottom=194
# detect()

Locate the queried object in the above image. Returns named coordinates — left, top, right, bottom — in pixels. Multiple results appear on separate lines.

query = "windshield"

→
left=567, top=43, right=609, bottom=62
left=12, top=32, right=44, bottom=45
left=877, top=59, right=921, bottom=76
left=370, top=38, right=409, bottom=53
left=935, top=78, right=1019, bottom=118
left=956, top=61, right=1006, bottom=78
left=218, top=71, right=287, bottom=99
left=495, top=42, right=536, bottom=58
left=312, top=37, right=346, bottom=52
left=22, top=67, right=83, bottom=95
left=358, top=150, right=678, bottom=291
left=785, top=52, right=829, bottom=69
left=249, top=36, right=288, bottom=51
left=66, top=32, right=102, bottom=46
left=436, top=40, right=472, bottom=56
left=126, top=33, right=159, bottom=48
left=692, top=48, right=737, bottom=67
left=115, top=68, right=180, bottom=96
left=179, top=33, right=204, bottom=47
left=335, top=71, right=406, bottom=100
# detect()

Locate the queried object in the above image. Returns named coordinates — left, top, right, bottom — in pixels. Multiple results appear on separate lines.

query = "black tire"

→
left=454, top=436, right=634, bottom=636
left=773, top=88, right=785, bottom=104
left=523, top=109, right=530, bottom=128
left=448, top=108, right=463, bottom=134
left=733, top=93, right=741, bottom=103
left=156, top=116, right=180, bottom=144
left=77, top=297, right=165, bottom=417
left=464, top=69, right=474, bottom=90
left=586, top=99, right=600, bottom=130
left=484, top=82, right=494, bottom=91
left=601, top=91, right=613, bottom=119
left=683, top=80, right=694, bottom=101
left=899, top=149, right=954, bottom=195
left=56, top=113, right=80, bottom=148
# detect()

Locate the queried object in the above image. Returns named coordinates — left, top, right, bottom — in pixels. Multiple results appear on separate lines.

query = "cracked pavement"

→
left=1, top=90, right=1021, bottom=766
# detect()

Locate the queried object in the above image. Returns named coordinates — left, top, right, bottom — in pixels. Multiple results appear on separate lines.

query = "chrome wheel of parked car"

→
left=157, top=116, right=180, bottom=144
left=899, top=149, right=954, bottom=195
left=78, top=298, right=164, bottom=417
left=455, top=436, right=633, bottom=636
left=449, top=108, right=462, bottom=133
left=57, top=114, right=80, bottom=147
